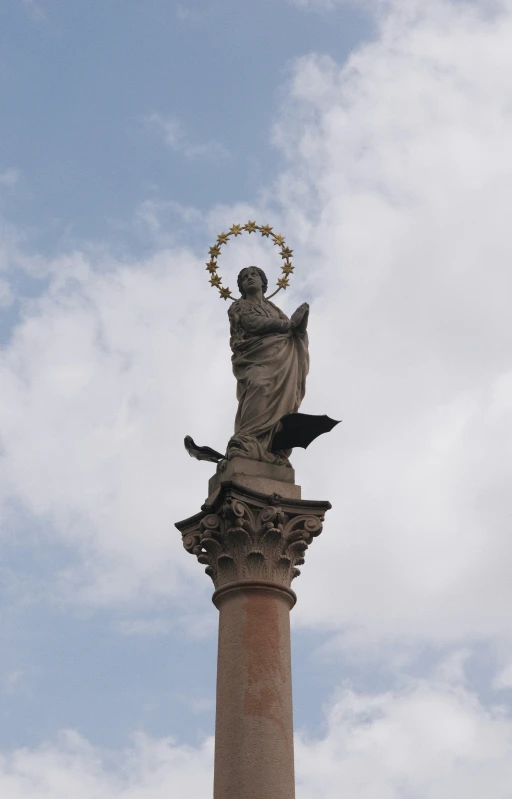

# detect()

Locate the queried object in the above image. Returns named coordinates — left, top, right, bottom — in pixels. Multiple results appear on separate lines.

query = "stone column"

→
left=176, top=476, right=330, bottom=799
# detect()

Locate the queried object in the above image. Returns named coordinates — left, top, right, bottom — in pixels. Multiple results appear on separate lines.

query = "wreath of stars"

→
left=205, top=222, right=295, bottom=301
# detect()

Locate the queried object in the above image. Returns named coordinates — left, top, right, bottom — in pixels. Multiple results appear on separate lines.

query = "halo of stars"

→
left=205, top=222, right=295, bottom=301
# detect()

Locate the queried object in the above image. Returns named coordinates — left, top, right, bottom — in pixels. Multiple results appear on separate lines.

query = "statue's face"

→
left=240, top=267, right=262, bottom=295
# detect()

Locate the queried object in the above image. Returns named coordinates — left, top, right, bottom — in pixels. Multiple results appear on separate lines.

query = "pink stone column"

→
left=212, top=581, right=296, bottom=799
left=175, top=484, right=331, bottom=799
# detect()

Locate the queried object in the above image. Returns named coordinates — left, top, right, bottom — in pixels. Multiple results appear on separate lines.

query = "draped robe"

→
left=227, top=298, right=309, bottom=465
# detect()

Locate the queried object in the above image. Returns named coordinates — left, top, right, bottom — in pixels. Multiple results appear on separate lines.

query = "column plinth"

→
left=175, top=479, right=331, bottom=799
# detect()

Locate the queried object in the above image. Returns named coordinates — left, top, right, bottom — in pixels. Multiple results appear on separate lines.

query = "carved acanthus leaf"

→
left=176, top=486, right=329, bottom=590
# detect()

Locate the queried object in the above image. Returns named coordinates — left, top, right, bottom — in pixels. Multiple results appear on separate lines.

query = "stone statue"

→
left=184, top=222, right=339, bottom=469
left=226, top=266, right=309, bottom=466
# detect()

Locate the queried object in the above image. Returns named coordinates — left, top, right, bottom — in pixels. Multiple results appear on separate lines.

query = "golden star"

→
left=282, top=262, right=294, bottom=275
left=244, top=220, right=258, bottom=233
left=229, top=224, right=243, bottom=236
left=259, top=225, right=273, bottom=237
left=205, top=260, right=218, bottom=273
left=219, top=287, right=234, bottom=300
left=277, top=276, right=290, bottom=289
left=209, top=244, right=221, bottom=257
left=210, top=274, right=222, bottom=287
left=280, top=247, right=293, bottom=259
left=273, top=234, right=285, bottom=246
left=217, top=232, right=230, bottom=245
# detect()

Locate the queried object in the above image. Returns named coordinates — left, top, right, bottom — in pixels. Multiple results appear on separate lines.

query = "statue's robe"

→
left=227, top=298, right=309, bottom=465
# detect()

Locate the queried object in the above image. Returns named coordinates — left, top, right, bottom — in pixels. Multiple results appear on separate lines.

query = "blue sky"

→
left=2, top=0, right=512, bottom=796
left=0, top=0, right=368, bottom=252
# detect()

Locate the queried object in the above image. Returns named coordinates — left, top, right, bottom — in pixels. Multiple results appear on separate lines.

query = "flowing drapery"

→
left=227, top=298, right=309, bottom=464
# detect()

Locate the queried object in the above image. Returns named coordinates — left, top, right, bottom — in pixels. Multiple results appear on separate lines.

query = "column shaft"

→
left=213, top=584, right=295, bottom=799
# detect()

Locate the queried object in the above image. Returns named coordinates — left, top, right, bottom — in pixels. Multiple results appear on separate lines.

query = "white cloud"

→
left=3, top=3, right=512, bottom=795
left=0, top=227, right=306, bottom=608
left=0, top=245, right=234, bottom=605
left=0, top=731, right=214, bottom=799
left=118, top=618, right=174, bottom=636
left=296, top=674, right=512, bottom=798
left=271, top=0, right=512, bottom=643
left=290, top=0, right=337, bottom=8
left=3, top=669, right=24, bottom=695
left=288, top=0, right=500, bottom=15
left=176, top=694, right=216, bottom=714
left=0, top=671, right=511, bottom=798
left=0, top=169, right=19, bottom=187
left=0, top=0, right=511, bottom=651
left=146, top=113, right=230, bottom=160
left=135, top=199, right=204, bottom=245
left=21, top=0, right=47, bottom=22
left=0, top=278, right=14, bottom=307
left=494, top=662, right=512, bottom=690
left=174, top=4, right=207, bottom=22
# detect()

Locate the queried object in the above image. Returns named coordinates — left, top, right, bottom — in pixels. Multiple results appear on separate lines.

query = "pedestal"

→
left=175, top=473, right=331, bottom=799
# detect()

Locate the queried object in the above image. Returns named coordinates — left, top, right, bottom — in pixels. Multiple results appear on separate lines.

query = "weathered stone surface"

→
left=175, top=481, right=330, bottom=592
left=226, top=266, right=309, bottom=466
left=213, top=584, right=295, bottom=799
left=207, top=457, right=300, bottom=503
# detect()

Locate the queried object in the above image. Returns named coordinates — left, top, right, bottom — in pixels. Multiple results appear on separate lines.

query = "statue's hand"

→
left=290, top=303, right=308, bottom=324
left=290, top=303, right=309, bottom=333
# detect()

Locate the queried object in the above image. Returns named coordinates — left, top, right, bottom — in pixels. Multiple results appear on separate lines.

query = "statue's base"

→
left=207, top=457, right=300, bottom=504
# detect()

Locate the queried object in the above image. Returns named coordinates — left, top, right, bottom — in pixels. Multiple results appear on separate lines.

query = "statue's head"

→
left=237, top=266, right=268, bottom=298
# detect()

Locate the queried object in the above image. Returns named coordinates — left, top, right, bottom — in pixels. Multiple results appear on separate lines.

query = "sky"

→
left=1, top=0, right=512, bottom=796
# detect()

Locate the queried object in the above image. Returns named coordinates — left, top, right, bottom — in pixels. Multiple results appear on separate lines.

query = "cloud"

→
left=2, top=3, right=512, bottom=794
left=287, top=0, right=392, bottom=12
left=287, top=0, right=497, bottom=15
left=0, top=245, right=233, bottom=606
left=174, top=3, right=208, bottom=22
left=176, top=694, right=216, bottom=714
left=289, top=0, right=337, bottom=8
left=0, top=669, right=510, bottom=797
left=146, top=113, right=230, bottom=161
left=0, top=223, right=308, bottom=608
left=118, top=618, right=174, bottom=636
left=295, top=672, right=512, bottom=798
left=134, top=199, right=204, bottom=246
left=21, top=0, right=47, bottom=22
left=0, top=278, right=14, bottom=308
left=0, top=731, right=214, bottom=799
left=3, top=669, right=24, bottom=695
left=0, top=0, right=511, bottom=651
left=0, top=169, right=19, bottom=188
left=270, top=0, right=512, bottom=643
left=494, top=662, right=512, bottom=690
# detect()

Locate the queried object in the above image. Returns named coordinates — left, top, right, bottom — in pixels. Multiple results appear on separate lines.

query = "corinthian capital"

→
left=175, top=482, right=331, bottom=593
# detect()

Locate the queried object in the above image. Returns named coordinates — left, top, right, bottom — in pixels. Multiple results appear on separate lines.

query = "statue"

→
left=184, top=222, right=338, bottom=468
left=226, top=266, right=309, bottom=466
